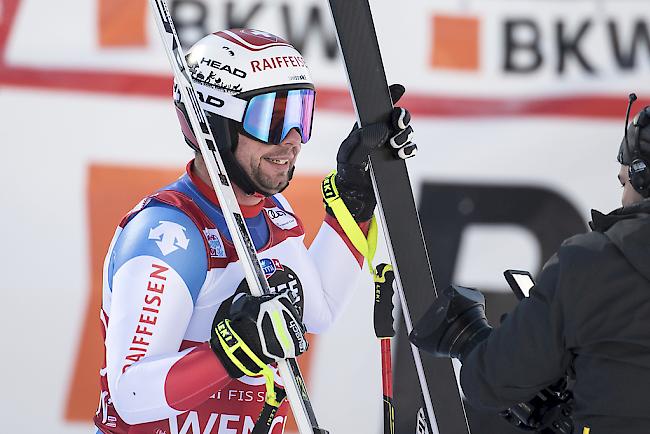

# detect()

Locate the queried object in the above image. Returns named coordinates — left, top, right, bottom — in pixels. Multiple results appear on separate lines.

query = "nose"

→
left=280, top=129, right=303, bottom=151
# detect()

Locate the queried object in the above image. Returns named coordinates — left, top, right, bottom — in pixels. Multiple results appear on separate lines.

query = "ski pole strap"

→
left=253, top=386, right=287, bottom=434
left=214, top=320, right=281, bottom=407
left=322, top=171, right=378, bottom=274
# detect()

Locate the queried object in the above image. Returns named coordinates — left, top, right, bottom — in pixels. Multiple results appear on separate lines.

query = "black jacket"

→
left=461, top=199, right=650, bottom=434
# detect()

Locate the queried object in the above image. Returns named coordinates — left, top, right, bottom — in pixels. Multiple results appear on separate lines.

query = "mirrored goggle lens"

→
left=242, top=89, right=315, bottom=145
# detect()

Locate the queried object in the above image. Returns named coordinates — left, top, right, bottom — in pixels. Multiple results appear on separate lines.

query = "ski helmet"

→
left=174, top=29, right=316, bottom=196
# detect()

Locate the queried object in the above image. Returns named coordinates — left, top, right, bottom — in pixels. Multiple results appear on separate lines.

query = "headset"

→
left=624, top=94, right=650, bottom=197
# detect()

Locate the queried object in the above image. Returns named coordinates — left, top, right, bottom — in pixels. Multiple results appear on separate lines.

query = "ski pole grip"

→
left=252, top=388, right=287, bottom=434
left=374, top=264, right=395, bottom=338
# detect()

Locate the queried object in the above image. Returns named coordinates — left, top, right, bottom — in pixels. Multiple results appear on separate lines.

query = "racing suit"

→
left=94, top=161, right=367, bottom=434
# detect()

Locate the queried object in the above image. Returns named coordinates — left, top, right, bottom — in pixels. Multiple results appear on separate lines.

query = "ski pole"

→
left=374, top=265, right=435, bottom=434
left=149, top=1, right=327, bottom=432
left=374, top=264, right=396, bottom=434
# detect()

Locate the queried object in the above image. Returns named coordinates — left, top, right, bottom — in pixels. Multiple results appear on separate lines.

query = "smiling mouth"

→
left=264, top=157, right=290, bottom=165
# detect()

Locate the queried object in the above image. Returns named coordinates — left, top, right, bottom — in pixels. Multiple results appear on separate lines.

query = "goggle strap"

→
left=194, top=82, right=246, bottom=122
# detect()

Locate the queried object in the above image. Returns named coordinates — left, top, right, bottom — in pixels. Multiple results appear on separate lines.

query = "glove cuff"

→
left=209, top=334, right=245, bottom=379
left=209, top=319, right=268, bottom=379
left=330, top=167, right=376, bottom=222
left=322, top=171, right=378, bottom=269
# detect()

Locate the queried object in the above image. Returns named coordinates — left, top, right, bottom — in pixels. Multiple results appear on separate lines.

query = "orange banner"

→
left=99, top=0, right=148, bottom=47
left=431, top=15, right=480, bottom=71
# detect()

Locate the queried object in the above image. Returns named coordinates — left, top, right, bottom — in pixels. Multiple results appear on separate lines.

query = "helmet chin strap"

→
left=233, top=163, right=294, bottom=197
left=221, top=150, right=267, bottom=196
left=226, top=153, right=290, bottom=198
left=203, top=114, right=272, bottom=197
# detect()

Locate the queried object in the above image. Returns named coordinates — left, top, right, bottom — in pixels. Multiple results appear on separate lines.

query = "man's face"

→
left=618, top=164, right=644, bottom=207
left=234, top=128, right=302, bottom=195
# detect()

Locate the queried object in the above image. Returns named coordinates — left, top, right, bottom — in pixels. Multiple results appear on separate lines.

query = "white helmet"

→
left=174, top=29, right=316, bottom=195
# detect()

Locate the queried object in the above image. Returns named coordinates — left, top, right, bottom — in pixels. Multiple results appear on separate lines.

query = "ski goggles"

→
left=240, top=88, right=315, bottom=145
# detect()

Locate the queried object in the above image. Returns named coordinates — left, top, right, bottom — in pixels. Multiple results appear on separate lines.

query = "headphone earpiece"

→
left=628, top=107, right=650, bottom=197
left=634, top=108, right=650, bottom=128
left=629, top=159, right=650, bottom=196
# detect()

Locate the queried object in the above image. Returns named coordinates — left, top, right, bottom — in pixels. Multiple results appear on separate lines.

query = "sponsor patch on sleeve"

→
left=259, top=258, right=284, bottom=278
left=203, top=228, right=227, bottom=258
left=265, top=207, right=298, bottom=230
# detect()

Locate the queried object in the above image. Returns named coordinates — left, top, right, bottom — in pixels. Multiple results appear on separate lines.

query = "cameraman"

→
left=410, top=99, right=650, bottom=434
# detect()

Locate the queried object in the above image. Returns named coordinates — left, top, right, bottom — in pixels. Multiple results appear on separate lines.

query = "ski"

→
left=149, top=1, right=327, bottom=433
left=327, top=1, right=472, bottom=434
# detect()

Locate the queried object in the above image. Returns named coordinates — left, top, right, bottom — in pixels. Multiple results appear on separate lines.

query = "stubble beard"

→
left=250, top=163, right=295, bottom=195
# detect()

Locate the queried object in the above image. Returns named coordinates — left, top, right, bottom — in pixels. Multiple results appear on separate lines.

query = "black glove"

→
left=210, top=289, right=308, bottom=379
left=409, top=284, right=492, bottom=362
left=330, top=83, right=417, bottom=222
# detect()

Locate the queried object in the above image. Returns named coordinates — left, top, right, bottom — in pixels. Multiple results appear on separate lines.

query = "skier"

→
left=409, top=97, right=650, bottom=434
left=93, top=28, right=415, bottom=434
